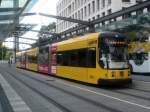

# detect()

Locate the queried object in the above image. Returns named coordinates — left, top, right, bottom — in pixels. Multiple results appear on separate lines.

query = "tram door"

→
left=49, top=45, right=57, bottom=75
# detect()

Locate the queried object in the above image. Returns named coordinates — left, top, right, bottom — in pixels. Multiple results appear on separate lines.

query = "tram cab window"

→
left=107, top=46, right=129, bottom=69
left=99, top=33, right=129, bottom=69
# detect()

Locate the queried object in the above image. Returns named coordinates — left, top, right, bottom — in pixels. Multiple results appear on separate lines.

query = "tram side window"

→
left=78, top=49, right=87, bottom=67
left=87, top=48, right=96, bottom=68
left=70, top=51, right=78, bottom=66
left=16, top=56, right=21, bottom=62
left=38, top=47, right=49, bottom=64
left=57, top=48, right=96, bottom=68
left=57, top=52, right=63, bottom=65
left=62, top=52, right=69, bottom=66
left=57, top=52, right=70, bottom=66
left=28, top=56, right=37, bottom=63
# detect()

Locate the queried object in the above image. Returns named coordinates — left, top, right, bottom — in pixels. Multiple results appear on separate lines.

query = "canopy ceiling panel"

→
left=0, top=0, right=31, bottom=41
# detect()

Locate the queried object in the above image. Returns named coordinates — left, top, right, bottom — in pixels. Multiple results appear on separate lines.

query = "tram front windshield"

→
left=99, top=36, right=129, bottom=69
left=107, top=46, right=128, bottom=69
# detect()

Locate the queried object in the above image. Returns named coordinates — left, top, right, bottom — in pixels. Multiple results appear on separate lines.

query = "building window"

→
left=81, top=0, right=83, bottom=5
left=84, top=6, right=87, bottom=17
left=108, top=0, right=111, bottom=5
left=81, top=8, right=83, bottom=19
left=75, top=0, right=77, bottom=9
left=92, top=1, right=95, bottom=13
left=68, top=5, right=71, bottom=15
left=78, top=0, right=80, bottom=8
left=78, top=11, right=80, bottom=19
left=75, top=12, right=77, bottom=19
left=97, top=0, right=100, bottom=11
left=72, top=2, right=75, bottom=12
left=102, top=0, right=105, bottom=8
left=88, top=3, right=91, bottom=16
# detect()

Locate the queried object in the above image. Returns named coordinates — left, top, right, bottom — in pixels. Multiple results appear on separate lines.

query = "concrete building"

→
left=56, top=0, right=144, bottom=33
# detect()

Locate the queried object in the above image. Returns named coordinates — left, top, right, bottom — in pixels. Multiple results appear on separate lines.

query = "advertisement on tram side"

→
left=38, top=46, right=49, bottom=74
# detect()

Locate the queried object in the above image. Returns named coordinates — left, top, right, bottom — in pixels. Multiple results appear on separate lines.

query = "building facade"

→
left=56, top=0, right=144, bottom=33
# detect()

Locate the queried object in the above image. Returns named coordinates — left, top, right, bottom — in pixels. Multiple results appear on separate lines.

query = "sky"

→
left=4, top=0, right=59, bottom=50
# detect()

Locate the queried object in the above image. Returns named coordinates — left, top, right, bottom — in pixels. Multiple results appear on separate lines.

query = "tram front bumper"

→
left=98, top=78, right=132, bottom=85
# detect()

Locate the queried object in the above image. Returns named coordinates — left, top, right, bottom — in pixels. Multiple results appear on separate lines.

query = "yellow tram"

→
left=26, top=48, right=38, bottom=71
left=16, top=52, right=21, bottom=68
left=17, top=32, right=132, bottom=85
left=54, top=32, right=131, bottom=85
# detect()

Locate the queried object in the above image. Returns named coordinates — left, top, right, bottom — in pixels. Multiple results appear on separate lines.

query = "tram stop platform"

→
left=0, top=63, right=150, bottom=112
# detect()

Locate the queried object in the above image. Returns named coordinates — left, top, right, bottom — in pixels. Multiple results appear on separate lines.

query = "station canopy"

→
left=0, top=0, right=36, bottom=41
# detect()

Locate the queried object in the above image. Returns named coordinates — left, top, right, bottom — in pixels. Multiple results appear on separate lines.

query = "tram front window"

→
left=107, top=46, right=129, bottom=69
left=99, top=33, right=129, bottom=69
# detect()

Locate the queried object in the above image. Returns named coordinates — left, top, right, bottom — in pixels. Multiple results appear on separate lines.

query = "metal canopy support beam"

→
left=4, top=41, right=32, bottom=45
left=13, top=0, right=19, bottom=63
left=30, top=29, right=60, bottom=36
left=20, top=12, right=91, bottom=26
left=20, top=12, right=95, bottom=32
left=38, top=13, right=90, bottom=26
left=19, top=37, right=37, bottom=41
left=60, top=25, right=87, bottom=35
left=21, top=12, right=37, bottom=16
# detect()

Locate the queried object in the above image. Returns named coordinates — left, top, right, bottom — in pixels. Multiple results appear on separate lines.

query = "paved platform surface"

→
left=0, top=64, right=150, bottom=112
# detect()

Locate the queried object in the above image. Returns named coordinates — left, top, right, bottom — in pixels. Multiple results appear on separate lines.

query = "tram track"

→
left=101, top=88, right=150, bottom=102
left=1, top=65, right=150, bottom=111
left=4, top=67, right=123, bottom=112
left=2, top=71, right=72, bottom=112
left=11, top=67, right=150, bottom=103
left=21, top=69, right=150, bottom=101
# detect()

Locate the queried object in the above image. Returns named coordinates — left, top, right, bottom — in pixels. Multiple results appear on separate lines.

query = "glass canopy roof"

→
left=0, top=0, right=36, bottom=41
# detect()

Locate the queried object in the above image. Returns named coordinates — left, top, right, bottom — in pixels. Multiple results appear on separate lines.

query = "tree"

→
left=0, top=41, right=7, bottom=60
left=37, top=22, right=56, bottom=45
